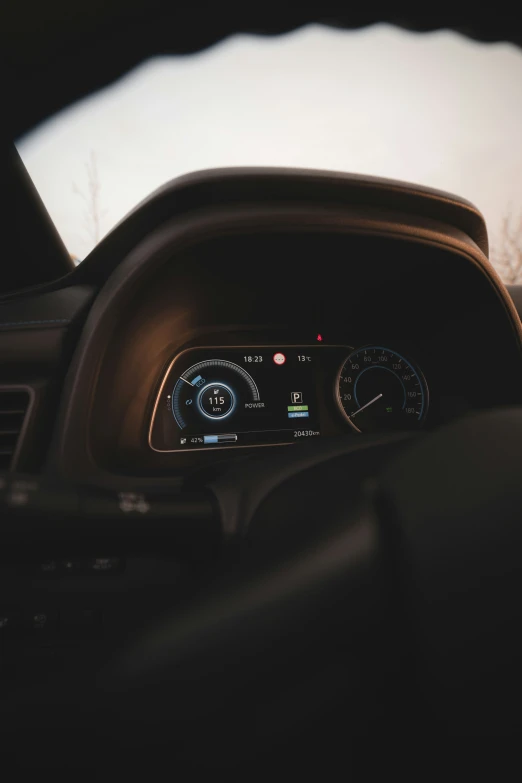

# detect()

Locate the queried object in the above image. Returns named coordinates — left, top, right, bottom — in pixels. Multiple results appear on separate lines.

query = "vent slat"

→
left=0, top=388, right=30, bottom=471
left=0, top=413, right=25, bottom=430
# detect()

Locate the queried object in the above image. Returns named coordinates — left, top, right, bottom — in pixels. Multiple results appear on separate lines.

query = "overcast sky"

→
left=17, top=24, right=522, bottom=260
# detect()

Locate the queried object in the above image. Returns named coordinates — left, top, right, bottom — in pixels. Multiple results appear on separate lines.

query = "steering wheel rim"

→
left=2, top=407, right=522, bottom=767
left=115, top=407, right=522, bottom=730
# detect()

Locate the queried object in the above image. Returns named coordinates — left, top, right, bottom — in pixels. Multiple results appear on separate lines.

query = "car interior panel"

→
left=2, top=1, right=522, bottom=771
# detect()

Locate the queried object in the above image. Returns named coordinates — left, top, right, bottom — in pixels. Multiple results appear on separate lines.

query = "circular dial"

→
left=171, top=359, right=259, bottom=430
left=197, top=382, right=236, bottom=420
left=336, top=346, right=428, bottom=433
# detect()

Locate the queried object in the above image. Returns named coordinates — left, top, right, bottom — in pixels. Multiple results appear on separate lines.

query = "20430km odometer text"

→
left=336, top=346, right=428, bottom=433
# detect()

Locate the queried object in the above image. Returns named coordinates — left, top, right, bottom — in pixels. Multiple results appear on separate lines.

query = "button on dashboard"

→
left=87, top=557, right=122, bottom=573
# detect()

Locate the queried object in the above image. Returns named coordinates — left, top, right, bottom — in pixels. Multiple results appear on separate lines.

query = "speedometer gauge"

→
left=336, top=346, right=428, bottom=433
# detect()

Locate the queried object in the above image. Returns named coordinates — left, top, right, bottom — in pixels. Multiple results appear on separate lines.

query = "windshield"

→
left=16, top=24, right=522, bottom=282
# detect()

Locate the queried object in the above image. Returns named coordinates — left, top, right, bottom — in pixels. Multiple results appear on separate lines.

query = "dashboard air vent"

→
left=0, top=388, right=32, bottom=471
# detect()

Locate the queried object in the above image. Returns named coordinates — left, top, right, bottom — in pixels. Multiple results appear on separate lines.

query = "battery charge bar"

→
left=203, top=433, right=238, bottom=445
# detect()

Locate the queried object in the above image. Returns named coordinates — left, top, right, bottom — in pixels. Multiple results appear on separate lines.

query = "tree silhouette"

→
left=72, top=150, right=106, bottom=248
left=491, top=212, right=522, bottom=285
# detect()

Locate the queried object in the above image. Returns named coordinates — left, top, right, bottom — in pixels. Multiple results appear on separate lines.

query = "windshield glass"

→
left=16, top=24, right=522, bottom=282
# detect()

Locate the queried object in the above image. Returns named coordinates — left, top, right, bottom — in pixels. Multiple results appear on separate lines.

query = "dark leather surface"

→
left=70, top=167, right=490, bottom=285
left=0, top=286, right=93, bottom=328
left=0, top=280, right=517, bottom=375
left=381, top=406, right=522, bottom=733
left=0, top=285, right=94, bottom=373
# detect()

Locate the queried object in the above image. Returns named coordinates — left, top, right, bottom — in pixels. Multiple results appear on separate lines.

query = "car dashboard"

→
left=2, top=169, right=519, bottom=482
left=1, top=168, right=522, bottom=696
left=63, top=203, right=522, bottom=481
left=4, top=1, right=522, bottom=760
left=2, top=167, right=522, bottom=479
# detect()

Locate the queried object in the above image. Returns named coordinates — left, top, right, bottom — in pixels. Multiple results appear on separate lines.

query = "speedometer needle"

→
left=350, top=393, right=383, bottom=419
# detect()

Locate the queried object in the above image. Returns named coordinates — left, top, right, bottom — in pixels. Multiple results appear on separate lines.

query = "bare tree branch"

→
left=490, top=211, right=522, bottom=285
left=72, top=150, right=106, bottom=248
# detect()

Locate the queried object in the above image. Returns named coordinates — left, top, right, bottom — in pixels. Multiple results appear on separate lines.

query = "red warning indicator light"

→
left=316, top=334, right=323, bottom=342
left=273, top=352, right=286, bottom=365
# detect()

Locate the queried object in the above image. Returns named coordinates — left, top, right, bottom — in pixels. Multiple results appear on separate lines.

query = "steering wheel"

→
left=3, top=408, right=522, bottom=769
left=113, top=409, right=522, bottom=745
left=4, top=2, right=522, bottom=770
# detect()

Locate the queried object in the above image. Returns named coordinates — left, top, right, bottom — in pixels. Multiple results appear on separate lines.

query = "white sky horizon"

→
left=17, top=24, right=522, bottom=261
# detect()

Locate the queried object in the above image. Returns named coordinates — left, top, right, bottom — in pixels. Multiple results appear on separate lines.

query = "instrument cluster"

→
left=150, top=343, right=429, bottom=453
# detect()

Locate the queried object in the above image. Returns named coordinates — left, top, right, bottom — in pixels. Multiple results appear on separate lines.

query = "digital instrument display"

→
left=150, top=347, right=323, bottom=451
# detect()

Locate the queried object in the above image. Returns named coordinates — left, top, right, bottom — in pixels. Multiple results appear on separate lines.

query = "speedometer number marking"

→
left=336, top=346, right=428, bottom=433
